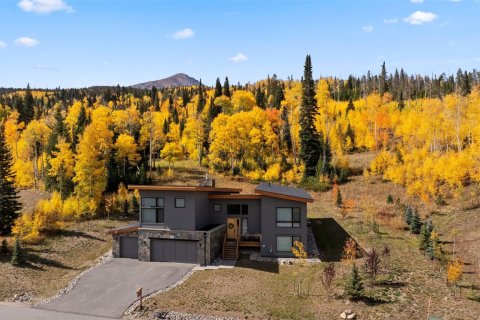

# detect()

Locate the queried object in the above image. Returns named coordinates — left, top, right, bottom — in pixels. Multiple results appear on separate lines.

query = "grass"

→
left=0, top=218, right=134, bottom=303
left=138, top=155, right=480, bottom=319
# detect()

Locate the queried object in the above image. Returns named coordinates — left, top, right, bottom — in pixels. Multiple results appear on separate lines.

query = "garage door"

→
left=150, top=239, right=198, bottom=263
left=120, top=237, right=138, bottom=259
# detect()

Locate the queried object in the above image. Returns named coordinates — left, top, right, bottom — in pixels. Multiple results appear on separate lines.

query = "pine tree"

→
left=379, top=62, right=388, bottom=96
left=336, top=189, right=343, bottom=208
left=299, top=55, right=322, bottom=178
left=346, top=98, right=355, bottom=114
left=280, top=106, right=292, bottom=152
left=404, top=205, right=413, bottom=226
left=11, top=238, right=26, bottom=266
left=223, top=77, right=231, bottom=97
left=345, top=263, right=364, bottom=300
left=387, top=195, right=394, bottom=204
left=214, top=78, right=222, bottom=98
left=19, top=84, right=35, bottom=124
left=0, top=127, right=22, bottom=235
left=197, top=79, right=206, bottom=115
left=420, top=220, right=433, bottom=250
left=410, top=211, right=421, bottom=234
left=123, top=199, right=130, bottom=216
left=255, top=86, right=266, bottom=109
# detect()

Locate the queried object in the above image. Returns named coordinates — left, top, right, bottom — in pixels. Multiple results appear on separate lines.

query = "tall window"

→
left=141, top=197, right=164, bottom=223
left=276, top=208, right=301, bottom=227
left=241, top=218, right=248, bottom=234
left=276, top=236, right=301, bottom=252
left=175, top=197, right=185, bottom=208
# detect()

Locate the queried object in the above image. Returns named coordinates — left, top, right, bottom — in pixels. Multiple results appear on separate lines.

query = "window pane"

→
left=277, top=222, right=292, bottom=228
left=141, top=197, right=156, bottom=208
left=242, top=218, right=248, bottom=234
left=277, top=236, right=292, bottom=252
left=276, top=208, right=292, bottom=222
left=142, top=208, right=157, bottom=223
left=242, top=205, right=249, bottom=215
left=227, top=204, right=241, bottom=215
left=157, top=198, right=164, bottom=207
left=156, top=208, right=164, bottom=223
left=175, top=198, right=185, bottom=208
left=293, top=236, right=301, bottom=244
left=292, top=222, right=301, bottom=228
left=292, top=211, right=301, bottom=223
left=213, top=204, right=221, bottom=212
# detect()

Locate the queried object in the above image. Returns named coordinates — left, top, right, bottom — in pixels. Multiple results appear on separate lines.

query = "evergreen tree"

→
left=197, top=79, right=206, bottom=115
left=150, top=86, right=159, bottom=110
left=73, top=104, right=88, bottom=147
left=299, top=55, right=322, bottom=178
left=410, top=211, right=422, bottom=234
left=214, top=78, right=222, bottom=98
left=280, top=106, right=292, bottom=152
left=404, top=205, right=413, bottom=226
left=398, top=91, right=405, bottom=111
left=420, top=220, right=433, bottom=250
left=345, top=263, right=364, bottom=300
left=123, top=199, right=130, bottom=215
left=379, top=62, right=388, bottom=96
left=255, top=86, right=266, bottom=109
left=346, top=98, right=355, bottom=114
left=162, top=118, right=170, bottom=135
left=0, top=127, right=22, bottom=235
left=20, top=84, right=35, bottom=124
left=223, top=77, right=231, bottom=97
left=387, top=195, right=394, bottom=204
left=10, top=238, right=26, bottom=266
left=336, top=189, right=343, bottom=208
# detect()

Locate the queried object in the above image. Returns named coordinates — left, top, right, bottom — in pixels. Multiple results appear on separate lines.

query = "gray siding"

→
left=260, top=197, right=307, bottom=257
left=194, top=192, right=211, bottom=229
left=209, top=199, right=261, bottom=234
left=139, top=190, right=196, bottom=230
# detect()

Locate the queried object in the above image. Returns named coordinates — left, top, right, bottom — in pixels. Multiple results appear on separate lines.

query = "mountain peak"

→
left=131, top=73, right=200, bottom=89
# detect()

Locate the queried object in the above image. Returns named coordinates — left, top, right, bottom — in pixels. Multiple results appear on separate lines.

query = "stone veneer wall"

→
left=137, top=224, right=226, bottom=265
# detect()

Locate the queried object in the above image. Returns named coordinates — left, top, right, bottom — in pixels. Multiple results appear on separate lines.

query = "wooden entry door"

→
left=227, top=218, right=240, bottom=239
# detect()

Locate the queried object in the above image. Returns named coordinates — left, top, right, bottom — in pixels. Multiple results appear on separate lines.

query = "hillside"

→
left=130, top=73, right=199, bottom=89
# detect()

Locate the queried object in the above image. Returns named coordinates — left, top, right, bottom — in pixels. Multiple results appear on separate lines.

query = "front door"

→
left=227, top=218, right=240, bottom=239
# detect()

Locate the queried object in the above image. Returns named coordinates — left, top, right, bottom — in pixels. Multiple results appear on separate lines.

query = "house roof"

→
left=106, top=223, right=140, bottom=235
left=254, top=182, right=314, bottom=203
left=128, top=185, right=242, bottom=193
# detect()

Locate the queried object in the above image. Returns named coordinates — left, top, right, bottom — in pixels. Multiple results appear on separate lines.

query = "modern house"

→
left=108, top=180, right=314, bottom=265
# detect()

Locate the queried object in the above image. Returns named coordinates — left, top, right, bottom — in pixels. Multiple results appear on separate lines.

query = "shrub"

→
left=345, top=264, right=364, bottom=300
left=300, top=176, right=331, bottom=192
left=404, top=205, right=414, bottom=226
left=342, top=238, right=358, bottom=264
left=11, top=238, right=26, bottom=266
left=386, top=195, right=394, bottom=204
left=364, top=248, right=381, bottom=283
left=1, top=239, right=8, bottom=255
left=336, top=189, right=343, bottom=208
left=321, top=263, right=336, bottom=292
left=291, top=240, right=307, bottom=259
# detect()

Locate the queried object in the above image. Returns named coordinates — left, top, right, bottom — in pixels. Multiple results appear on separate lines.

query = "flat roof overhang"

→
left=128, top=185, right=242, bottom=193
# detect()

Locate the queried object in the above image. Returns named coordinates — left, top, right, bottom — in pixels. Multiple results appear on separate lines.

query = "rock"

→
left=340, top=312, right=347, bottom=319
left=347, top=313, right=356, bottom=319
left=345, top=309, right=352, bottom=314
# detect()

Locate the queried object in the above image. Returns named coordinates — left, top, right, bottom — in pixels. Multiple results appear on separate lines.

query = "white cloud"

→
left=0, top=41, right=7, bottom=48
left=18, top=0, right=73, bottom=14
left=384, top=18, right=399, bottom=24
left=14, top=37, right=40, bottom=47
left=404, top=11, right=438, bottom=25
left=410, top=0, right=424, bottom=3
left=362, top=25, right=374, bottom=32
left=170, top=28, right=195, bottom=40
left=229, top=53, right=248, bottom=63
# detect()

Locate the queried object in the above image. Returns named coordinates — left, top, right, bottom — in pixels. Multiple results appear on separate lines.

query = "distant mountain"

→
left=131, top=73, right=200, bottom=89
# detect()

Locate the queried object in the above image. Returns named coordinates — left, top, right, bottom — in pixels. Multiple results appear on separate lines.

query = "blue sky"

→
left=0, top=0, right=479, bottom=88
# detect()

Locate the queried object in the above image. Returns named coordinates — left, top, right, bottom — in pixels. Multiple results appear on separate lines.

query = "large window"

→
left=141, top=197, right=164, bottom=223
left=276, top=208, right=301, bottom=227
left=276, top=236, right=301, bottom=252
left=227, top=204, right=241, bottom=215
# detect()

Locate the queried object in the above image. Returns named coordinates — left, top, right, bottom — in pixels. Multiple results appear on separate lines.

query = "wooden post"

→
left=136, top=287, right=143, bottom=309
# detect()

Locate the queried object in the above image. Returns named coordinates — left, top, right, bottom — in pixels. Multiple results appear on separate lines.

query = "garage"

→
left=150, top=239, right=198, bottom=263
left=119, top=237, right=139, bottom=259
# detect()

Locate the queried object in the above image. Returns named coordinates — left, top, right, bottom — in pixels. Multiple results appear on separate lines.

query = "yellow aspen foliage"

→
left=49, top=139, right=75, bottom=180
left=231, top=90, right=256, bottom=113
left=292, top=241, right=308, bottom=259
left=447, top=259, right=463, bottom=285
left=161, top=142, right=183, bottom=168
left=263, top=163, right=281, bottom=181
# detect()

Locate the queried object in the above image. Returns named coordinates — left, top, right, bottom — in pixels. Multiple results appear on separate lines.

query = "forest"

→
left=1, top=56, right=480, bottom=242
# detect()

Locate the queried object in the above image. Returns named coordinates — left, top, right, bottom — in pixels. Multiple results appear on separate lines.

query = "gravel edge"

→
left=34, top=250, right=113, bottom=307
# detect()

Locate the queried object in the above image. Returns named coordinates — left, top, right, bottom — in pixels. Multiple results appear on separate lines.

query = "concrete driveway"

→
left=38, top=258, right=195, bottom=319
